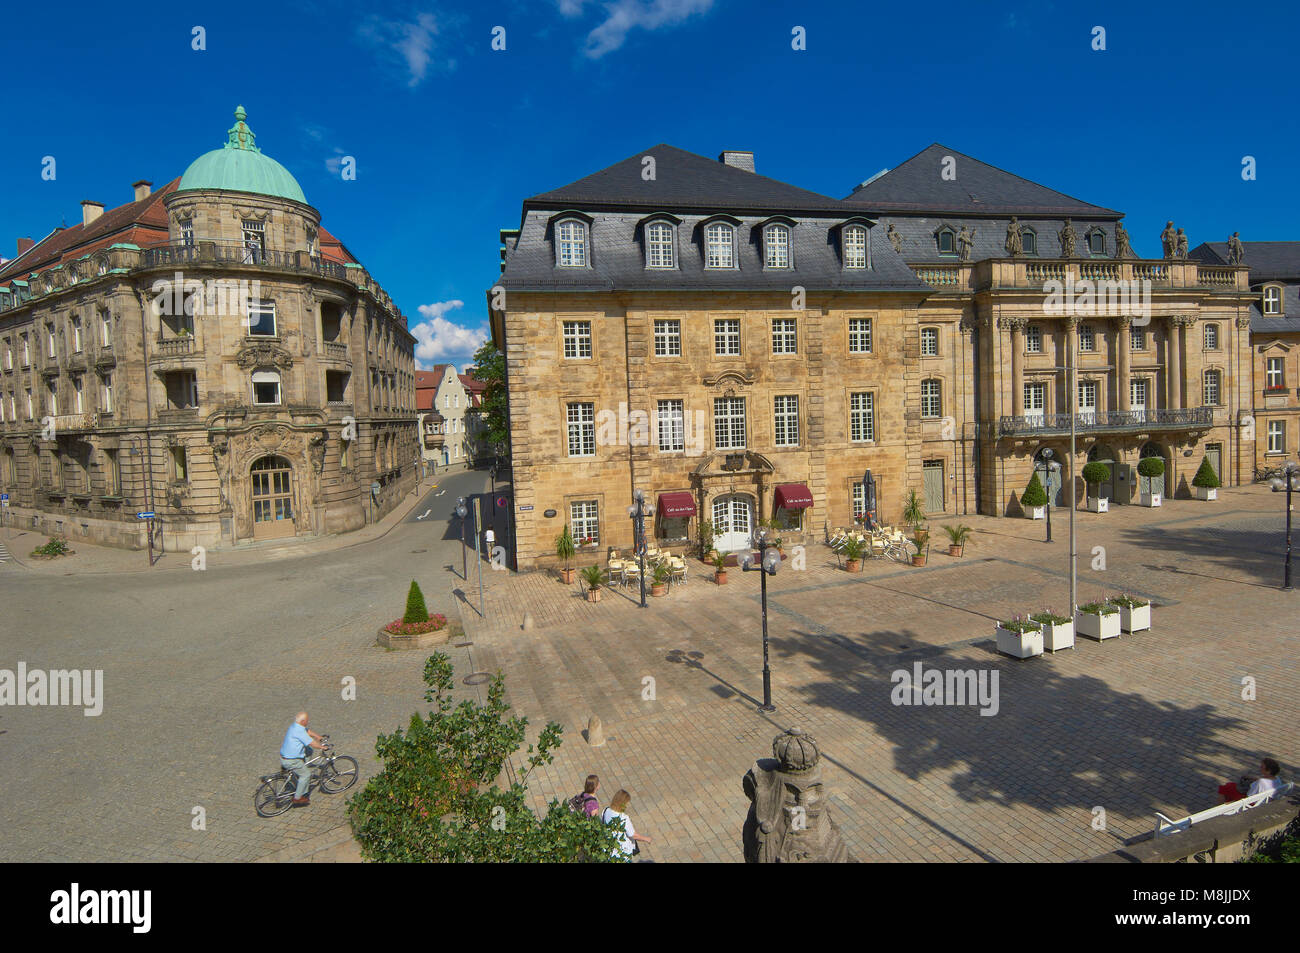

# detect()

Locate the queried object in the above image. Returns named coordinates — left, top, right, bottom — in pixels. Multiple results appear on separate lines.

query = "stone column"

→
left=1117, top=315, right=1132, bottom=412
left=1063, top=315, right=1079, bottom=415
left=1166, top=315, right=1183, bottom=410
left=1001, top=316, right=1027, bottom=416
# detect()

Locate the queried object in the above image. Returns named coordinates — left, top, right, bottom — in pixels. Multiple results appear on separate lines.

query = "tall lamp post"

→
left=1038, top=449, right=1060, bottom=543
left=740, top=528, right=780, bottom=713
left=627, top=489, right=655, bottom=609
left=1270, top=462, right=1300, bottom=590
left=455, top=496, right=468, bottom=580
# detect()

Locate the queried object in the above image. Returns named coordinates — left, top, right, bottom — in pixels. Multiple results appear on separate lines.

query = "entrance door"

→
left=1139, top=443, right=1166, bottom=498
left=251, top=455, right=296, bottom=540
left=711, top=494, right=753, bottom=552
left=1077, top=380, right=1097, bottom=427
left=923, top=461, right=946, bottom=514
left=1130, top=379, right=1148, bottom=424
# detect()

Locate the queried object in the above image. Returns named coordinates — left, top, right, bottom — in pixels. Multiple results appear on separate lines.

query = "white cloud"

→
left=583, top=0, right=713, bottom=58
left=557, top=0, right=588, bottom=15
left=359, top=12, right=450, bottom=87
left=411, top=300, right=487, bottom=368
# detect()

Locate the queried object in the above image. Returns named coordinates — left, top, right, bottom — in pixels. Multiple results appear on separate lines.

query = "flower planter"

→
left=845, top=558, right=862, bottom=573
left=651, top=583, right=667, bottom=597
left=947, top=545, right=963, bottom=557
left=1075, top=609, right=1121, bottom=640
left=1038, top=619, right=1075, bottom=652
left=1025, top=506, right=1046, bottom=520
left=1139, top=492, right=1161, bottom=507
left=1115, top=602, right=1151, bottom=633
left=585, top=588, right=602, bottom=603
left=995, top=624, right=1044, bottom=659
left=1195, top=486, right=1217, bottom=501
left=911, top=553, right=927, bottom=567
left=1086, top=496, right=1109, bottom=513
left=714, top=570, right=728, bottom=585
left=377, top=623, right=454, bottom=650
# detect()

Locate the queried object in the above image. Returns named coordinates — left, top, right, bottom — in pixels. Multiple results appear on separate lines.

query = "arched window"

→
left=843, top=224, right=867, bottom=269
left=1021, top=227, right=1038, bottom=256
left=704, top=222, right=735, bottom=269
left=251, top=369, right=281, bottom=405
left=764, top=224, right=790, bottom=268
left=555, top=219, right=587, bottom=267
left=645, top=221, right=675, bottom=268
left=1087, top=229, right=1107, bottom=256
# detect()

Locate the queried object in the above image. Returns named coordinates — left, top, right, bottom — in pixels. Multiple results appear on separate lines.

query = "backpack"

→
left=568, top=792, right=597, bottom=816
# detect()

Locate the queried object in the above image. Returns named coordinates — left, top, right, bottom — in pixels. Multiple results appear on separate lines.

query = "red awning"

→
left=658, top=492, right=696, bottom=518
left=774, top=483, right=814, bottom=510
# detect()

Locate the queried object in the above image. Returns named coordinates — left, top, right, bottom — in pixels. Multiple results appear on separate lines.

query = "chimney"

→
left=16, top=237, right=34, bottom=257
left=80, top=200, right=104, bottom=227
left=132, top=180, right=153, bottom=201
left=719, top=150, right=756, bottom=173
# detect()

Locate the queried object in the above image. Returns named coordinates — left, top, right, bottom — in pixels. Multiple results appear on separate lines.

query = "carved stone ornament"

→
left=235, top=341, right=294, bottom=370
left=742, top=729, right=854, bottom=863
left=997, top=315, right=1028, bottom=332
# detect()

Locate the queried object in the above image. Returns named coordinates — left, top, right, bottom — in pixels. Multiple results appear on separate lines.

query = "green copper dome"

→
left=177, top=106, right=307, bottom=204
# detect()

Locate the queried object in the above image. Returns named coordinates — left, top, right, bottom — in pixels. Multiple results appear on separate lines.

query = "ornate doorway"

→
left=711, top=494, right=754, bottom=552
left=250, top=455, right=296, bottom=540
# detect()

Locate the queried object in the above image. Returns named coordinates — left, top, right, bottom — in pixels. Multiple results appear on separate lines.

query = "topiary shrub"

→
left=1137, top=456, right=1165, bottom=479
left=403, top=580, right=430, bottom=624
left=1081, top=461, right=1111, bottom=487
left=1020, top=471, right=1049, bottom=508
left=1192, top=456, right=1221, bottom=489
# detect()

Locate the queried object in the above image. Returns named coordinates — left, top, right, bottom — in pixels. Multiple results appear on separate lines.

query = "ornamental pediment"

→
left=236, top=341, right=294, bottom=369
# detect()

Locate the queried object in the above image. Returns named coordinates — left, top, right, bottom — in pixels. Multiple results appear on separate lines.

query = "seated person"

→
left=1219, top=757, right=1282, bottom=802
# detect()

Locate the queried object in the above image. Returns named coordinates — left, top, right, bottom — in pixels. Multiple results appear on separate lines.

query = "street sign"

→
left=519, top=504, right=534, bottom=511
left=136, top=512, right=155, bottom=519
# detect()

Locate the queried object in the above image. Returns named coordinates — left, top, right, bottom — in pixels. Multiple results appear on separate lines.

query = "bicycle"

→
left=254, top=735, right=360, bottom=818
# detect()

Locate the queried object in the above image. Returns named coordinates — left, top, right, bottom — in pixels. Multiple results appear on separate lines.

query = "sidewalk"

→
left=2, top=483, right=429, bottom=576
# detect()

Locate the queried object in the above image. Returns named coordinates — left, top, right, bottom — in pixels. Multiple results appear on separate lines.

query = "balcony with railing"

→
left=911, top=258, right=1251, bottom=294
left=52, top=412, right=96, bottom=432
left=154, top=336, right=196, bottom=358
left=138, top=239, right=353, bottom=280
left=998, top=406, right=1214, bottom=437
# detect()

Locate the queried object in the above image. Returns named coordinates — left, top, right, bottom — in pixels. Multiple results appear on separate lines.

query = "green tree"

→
left=469, top=340, right=510, bottom=456
left=1021, top=471, right=1049, bottom=507
left=347, top=654, right=624, bottom=862
left=1192, top=456, right=1221, bottom=489
left=403, top=580, right=429, bottom=624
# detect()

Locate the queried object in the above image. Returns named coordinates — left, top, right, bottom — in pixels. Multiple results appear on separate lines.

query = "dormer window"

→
left=764, top=224, right=791, bottom=269
left=181, top=219, right=195, bottom=247
left=1087, top=228, right=1106, bottom=256
left=936, top=227, right=956, bottom=256
left=645, top=221, right=675, bottom=268
left=556, top=219, right=588, bottom=267
left=843, top=225, right=868, bottom=269
left=705, top=222, right=736, bottom=269
left=1021, top=226, right=1038, bottom=256
left=1263, top=285, right=1282, bottom=315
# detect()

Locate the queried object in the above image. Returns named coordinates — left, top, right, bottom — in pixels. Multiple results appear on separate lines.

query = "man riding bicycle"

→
left=280, top=711, right=327, bottom=807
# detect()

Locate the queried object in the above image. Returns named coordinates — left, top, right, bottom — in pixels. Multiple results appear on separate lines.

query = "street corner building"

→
left=0, top=106, right=418, bottom=550
left=488, top=144, right=1281, bottom=571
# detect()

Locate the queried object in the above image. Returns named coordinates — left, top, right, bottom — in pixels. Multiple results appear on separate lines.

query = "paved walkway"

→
left=450, top=485, right=1298, bottom=862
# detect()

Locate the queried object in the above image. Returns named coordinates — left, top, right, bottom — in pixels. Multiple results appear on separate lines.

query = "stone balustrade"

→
left=911, top=258, right=1251, bottom=292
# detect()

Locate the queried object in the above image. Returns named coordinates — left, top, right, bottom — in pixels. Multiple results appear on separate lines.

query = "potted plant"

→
left=650, top=561, right=670, bottom=597
left=1081, top=461, right=1111, bottom=513
left=995, top=616, right=1044, bottom=659
left=841, top=536, right=866, bottom=572
left=942, top=524, right=972, bottom=557
left=1109, top=593, right=1151, bottom=633
left=555, top=524, right=576, bottom=584
left=1020, top=471, right=1048, bottom=519
left=1030, top=610, right=1074, bottom=652
left=712, top=552, right=728, bottom=585
left=1192, top=456, right=1220, bottom=501
left=1075, top=601, right=1121, bottom=640
left=579, top=565, right=606, bottom=603
left=902, top=489, right=927, bottom=546
left=1137, top=457, right=1165, bottom=507
left=698, top=518, right=717, bottom=563
left=910, top=534, right=928, bottom=567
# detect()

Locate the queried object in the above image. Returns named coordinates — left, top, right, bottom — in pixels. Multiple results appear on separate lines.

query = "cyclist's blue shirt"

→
left=280, top=722, right=312, bottom=759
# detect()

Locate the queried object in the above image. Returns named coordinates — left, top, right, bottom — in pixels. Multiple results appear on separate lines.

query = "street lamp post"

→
left=1270, top=462, right=1300, bottom=590
left=455, top=496, right=468, bottom=581
left=627, top=490, right=655, bottom=609
left=740, top=528, right=780, bottom=713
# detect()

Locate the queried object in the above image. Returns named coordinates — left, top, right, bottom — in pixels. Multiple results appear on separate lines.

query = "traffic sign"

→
left=136, top=512, right=155, bottom=519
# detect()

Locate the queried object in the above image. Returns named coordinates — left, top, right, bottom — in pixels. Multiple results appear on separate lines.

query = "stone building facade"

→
left=490, top=143, right=1264, bottom=570
left=0, top=107, right=417, bottom=550
left=415, top=364, right=485, bottom=472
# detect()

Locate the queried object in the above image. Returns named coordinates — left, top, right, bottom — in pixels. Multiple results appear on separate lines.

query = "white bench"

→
left=1154, top=782, right=1293, bottom=837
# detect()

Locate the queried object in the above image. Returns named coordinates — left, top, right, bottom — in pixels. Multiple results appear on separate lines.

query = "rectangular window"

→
left=103, top=449, right=119, bottom=496
left=646, top=223, right=674, bottom=268
left=773, top=395, right=799, bottom=447
left=772, top=318, right=797, bottom=354
left=241, top=219, right=265, bottom=262
left=570, top=500, right=599, bottom=545
left=1130, top=378, right=1148, bottom=420
left=46, top=323, right=56, bottom=358
left=1268, top=420, right=1286, bottom=453
left=100, top=310, right=112, bottom=347
left=848, top=317, right=872, bottom=354
left=557, top=221, right=587, bottom=267
left=247, top=300, right=277, bottom=337
left=171, top=446, right=188, bottom=482
left=920, top=379, right=941, bottom=418
left=705, top=223, right=734, bottom=269
left=657, top=399, right=684, bottom=452
left=1264, top=287, right=1282, bottom=315
left=849, top=392, right=875, bottom=442
left=1025, top=325, right=1042, bottom=353
left=252, top=371, right=281, bottom=405
left=26, top=389, right=33, bottom=419
left=653, top=319, right=681, bottom=357
left=71, top=317, right=82, bottom=352
left=765, top=227, right=790, bottom=268
left=714, top=318, right=741, bottom=356
left=1078, top=325, right=1095, bottom=352
left=921, top=327, right=939, bottom=356
left=46, top=380, right=58, bottom=417
left=4, top=341, right=10, bottom=369
left=566, top=402, right=596, bottom=457
left=1130, top=326, right=1145, bottom=351
left=843, top=227, right=867, bottom=269
left=100, top=372, right=113, bottom=414
left=72, top=376, right=83, bottom=413
left=1078, top=380, right=1097, bottom=424
left=180, top=219, right=194, bottom=247
left=326, top=370, right=349, bottom=403
left=166, top=371, right=199, bottom=410
left=21, top=335, right=29, bottom=366
left=852, top=482, right=868, bottom=519
left=1267, top=357, right=1285, bottom=390
left=1204, top=370, right=1221, bottom=406
left=562, top=320, right=592, bottom=359
left=1204, top=324, right=1219, bottom=349
left=1023, top=382, right=1046, bottom=421
left=714, top=396, right=746, bottom=449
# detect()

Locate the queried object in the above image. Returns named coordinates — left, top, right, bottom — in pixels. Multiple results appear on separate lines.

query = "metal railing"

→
left=139, top=240, right=351, bottom=280
left=998, top=406, right=1213, bottom=436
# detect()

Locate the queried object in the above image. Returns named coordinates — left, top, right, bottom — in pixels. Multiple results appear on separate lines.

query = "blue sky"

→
left=2, top=0, right=1295, bottom=369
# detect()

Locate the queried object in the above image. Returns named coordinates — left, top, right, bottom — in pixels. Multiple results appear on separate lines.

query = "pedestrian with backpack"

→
left=567, top=774, right=601, bottom=817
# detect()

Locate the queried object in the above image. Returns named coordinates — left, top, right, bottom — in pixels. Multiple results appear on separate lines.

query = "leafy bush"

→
left=579, top=565, right=606, bottom=591
left=651, top=561, right=671, bottom=584
left=841, top=536, right=867, bottom=561
left=1081, top=461, right=1111, bottom=486
left=698, top=519, right=716, bottom=556
left=902, top=489, right=926, bottom=530
left=942, top=524, right=972, bottom=546
left=712, top=552, right=727, bottom=571
left=403, top=580, right=430, bottom=624
left=347, top=654, right=624, bottom=862
left=1192, top=456, right=1221, bottom=489
left=1020, top=471, right=1049, bottom=508
left=1137, top=456, right=1165, bottom=478
left=30, top=535, right=72, bottom=558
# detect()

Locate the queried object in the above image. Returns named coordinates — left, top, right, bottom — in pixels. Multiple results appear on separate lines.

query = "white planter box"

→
left=1025, top=506, right=1046, bottom=520
left=1139, top=492, right=1162, bottom=507
left=1086, top=496, right=1109, bottom=513
left=1075, top=609, right=1121, bottom=640
left=1036, top=619, right=1075, bottom=652
left=1116, top=602, right=1151, bottom=633
left=996, top=624, right=1044, bottom=659
left=1195, top=486, right=1217, bottom=501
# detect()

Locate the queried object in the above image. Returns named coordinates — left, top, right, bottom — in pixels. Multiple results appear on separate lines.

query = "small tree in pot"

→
left=1137, top=456, right=1165, bottom=506
left=942, top=524, right=972, bottom=557
left=712, top=551, right=728, bottom=585
left=841, top=536, right=866, bottom=572
left=555, top=524, right=576, bottom=584
left=579, top=565, right=606, bottom=603
left=650, top=561, right=671, bottom=596
left=1020, top=471, right=1048, bottom=518
left=1192, top=456, right=1220, bottom=500
left=902, top=489, right=928, bottom=546
left=698, top=519, right=717, bottom=564
left=1081, top=461, right=1111, bottom=513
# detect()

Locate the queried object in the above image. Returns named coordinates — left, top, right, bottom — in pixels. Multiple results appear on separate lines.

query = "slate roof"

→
left=1190, top=241, right=1300, bottom=282
left=842, top=144, right=1122, bottom=218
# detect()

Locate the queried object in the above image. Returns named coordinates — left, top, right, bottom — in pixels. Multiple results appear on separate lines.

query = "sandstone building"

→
left=0, top=107, right=417, bottom=550
left=416, top=364, right=487, bottom=472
